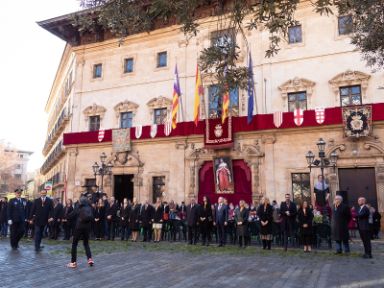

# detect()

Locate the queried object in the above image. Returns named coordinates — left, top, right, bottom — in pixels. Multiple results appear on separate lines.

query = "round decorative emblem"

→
left=214, top=124, right=223, bottom=138
left=347, top=111, right=367, bottom=135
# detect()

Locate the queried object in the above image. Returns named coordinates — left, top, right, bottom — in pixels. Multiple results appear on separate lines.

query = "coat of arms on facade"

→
left=214, top=124, right=223, bottom=138
left=342, top=105, right=372, bottom=138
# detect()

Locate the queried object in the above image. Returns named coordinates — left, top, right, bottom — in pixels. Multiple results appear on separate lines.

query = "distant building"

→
left=0, top=143, right=33, bottom=197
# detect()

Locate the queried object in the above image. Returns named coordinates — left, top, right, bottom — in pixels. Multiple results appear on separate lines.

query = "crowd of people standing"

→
left=0, top=189, right=381, bottom=260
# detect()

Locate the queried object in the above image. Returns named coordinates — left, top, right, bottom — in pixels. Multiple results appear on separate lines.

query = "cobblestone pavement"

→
left=0, top=238, right=383, bottom=288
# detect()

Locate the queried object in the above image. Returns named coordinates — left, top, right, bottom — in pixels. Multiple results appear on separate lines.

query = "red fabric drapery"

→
left=197, top=160, right=252, bottom=205
left=63, top=103, right=384, bottom=146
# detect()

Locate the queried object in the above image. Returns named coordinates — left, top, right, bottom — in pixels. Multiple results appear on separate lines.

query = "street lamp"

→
left=92, top=152, right=113, bottom=193
left=306, top=138, right=338, bottom=197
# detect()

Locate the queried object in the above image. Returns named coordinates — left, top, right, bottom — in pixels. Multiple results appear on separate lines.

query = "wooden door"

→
left=338, top=168, right=377, bottom=209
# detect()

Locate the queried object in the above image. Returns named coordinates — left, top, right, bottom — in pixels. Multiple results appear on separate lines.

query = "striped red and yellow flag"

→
left=221, top=87, right=229, bottom=124
left=193, top=64, right=203, bottom=126
left=171, top=65, right=181, bottom=129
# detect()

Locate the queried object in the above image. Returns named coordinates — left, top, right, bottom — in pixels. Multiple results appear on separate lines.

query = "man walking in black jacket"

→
left=7, top=189, right=26, bottom=250
left=29, top=190, right=54, bottom=252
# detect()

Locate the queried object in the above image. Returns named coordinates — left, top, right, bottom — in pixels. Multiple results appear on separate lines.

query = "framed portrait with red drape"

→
left=213, top=157, right=234, bottom=194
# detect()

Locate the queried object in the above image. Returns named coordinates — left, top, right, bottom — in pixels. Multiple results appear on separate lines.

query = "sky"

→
left=0, top=1, right=81, bottom=172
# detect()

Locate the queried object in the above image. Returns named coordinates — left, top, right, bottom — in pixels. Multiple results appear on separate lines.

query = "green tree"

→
left=75, top=0, right=384, bottom=90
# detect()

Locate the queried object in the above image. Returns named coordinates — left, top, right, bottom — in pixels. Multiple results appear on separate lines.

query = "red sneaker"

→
left=87, top=258, right=94, bottom=266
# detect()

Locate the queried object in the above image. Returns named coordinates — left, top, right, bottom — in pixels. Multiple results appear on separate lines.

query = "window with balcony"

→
left=208, top=84, right=239, bottom=119
left=120, top=112, right=133, bottom=128
left=154, top=108, right=167, bottom=125
left=89, top=115, right=100, bottom=131
left=340, top=85, right=362, bottom=107
left=288, top=91, right=307, bottom=112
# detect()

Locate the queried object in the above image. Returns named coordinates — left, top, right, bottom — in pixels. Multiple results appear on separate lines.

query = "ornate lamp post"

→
left=92, top=152, right=113, bottom=193
left=306, top=138, right=338, bottom=215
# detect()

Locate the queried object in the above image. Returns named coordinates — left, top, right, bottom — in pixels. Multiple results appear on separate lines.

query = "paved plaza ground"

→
left=0, top=238, right=383, bottom=288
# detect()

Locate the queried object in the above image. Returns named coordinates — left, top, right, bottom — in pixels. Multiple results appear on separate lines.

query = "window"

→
left=288, top=91, right=307, bottom=112
left=16, top=164, right=21, bottom=169
left=120, top=112, right=133, bottom=128
left=291, top=173, right=311, bottom=204
left=288, top=25, right=302, bottom=44
left=154, top=108, right=167, bottom=124
left=338, top=15, right=352, bottom=35
left=152, top=176, right=165, bottom=203
left=208, top=84, right=239, bottom=119
left=89, top=115, right=100, bottom=131
left=93, top=64, right=102, bottom=78
left=340, top=85, right=362, bottom=106
left=19, top=154, right=23, bottom=159
left=212, top=29, right=235, bottom=55
left=15, top=174, right=22, bottom=180
left=124, top=58, right=134, bottom=73
left=157, top=52, right=167, bottom=68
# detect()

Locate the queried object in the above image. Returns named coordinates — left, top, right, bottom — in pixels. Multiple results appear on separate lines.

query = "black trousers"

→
left=217, top=223, right=226, bottom=245
left=10, top=222, right=25, bottom=249
left=359, top=229, right=372, bottom=256
left=63, top=221, right=73, bottom=240
left=200, top=221, right=211, bottom=244
left=71, top=227, right=92, bottom=263
left=107, top=221, right=117, bottom=240
left=94, top=220, right=104, bottom=239
left=188, top=225, right=198, bottom=244
left=34, top=225, right=46, bottom=250
left=142, top=225, right=152, bottom=241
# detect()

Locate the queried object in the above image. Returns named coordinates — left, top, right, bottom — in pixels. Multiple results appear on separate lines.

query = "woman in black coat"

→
left=120, top=199, right=131, bottom=241
left=62, top=199, right=74, bottom=240
left=199, top=196, right=213, bottom=246
left=94, top=198, right=105, bottom=240
left=128, top=198, right=141, bottom=242
left=297, top=201, right=314, bottom=252
left=257, top=197, right=273, bottom=250
left=153, top=199, right=164, bottom=243
left=234, top=200, right=249, bottom=248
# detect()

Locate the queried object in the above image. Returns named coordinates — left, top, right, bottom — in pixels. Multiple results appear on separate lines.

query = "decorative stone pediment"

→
left=114, top=100, right=139, bottom=118
left=278, top=77, right=316, bottom=98
left=83, top=103, right=106, bottom=121
left=329, top=70, right=370, bottom=99
left=147, top=96, right=172, bottom=117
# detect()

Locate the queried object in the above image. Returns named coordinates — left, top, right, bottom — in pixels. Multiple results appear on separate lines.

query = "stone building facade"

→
left=38, top=2, right=384, bottom=228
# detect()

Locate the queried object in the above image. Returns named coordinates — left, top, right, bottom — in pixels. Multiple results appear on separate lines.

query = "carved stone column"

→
left=376, top=165, right=384, bottom=230
left=66, top=148, right=78, bottom=200
left=262, top=135, right=276, bottom=201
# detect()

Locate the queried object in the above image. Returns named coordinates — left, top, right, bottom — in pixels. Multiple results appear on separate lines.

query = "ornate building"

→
left=39, top=2, right=384, bottom=229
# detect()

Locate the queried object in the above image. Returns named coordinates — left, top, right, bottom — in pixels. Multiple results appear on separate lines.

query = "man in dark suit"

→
left=140, top=200, right=154, bottom=242
left=357, top=197, right=372, bottom=258
left=7, top=189, right=27, bottom=250
left=279, top=193, right=297, bottom=251
left=106, top=196, right=118, bottom=240
left=186, top=198, right=199, bottom=244
left=29, top=190, right=54, bottom=252
left=214, top=197, right=228, bottom=247
left=51, top=198, right=64, bottom=240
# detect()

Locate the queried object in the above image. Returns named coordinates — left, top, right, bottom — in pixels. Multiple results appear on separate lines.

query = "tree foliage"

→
left=0, top=143, right=22, bottom=194
left=74, top=0, right=384, bottom=90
